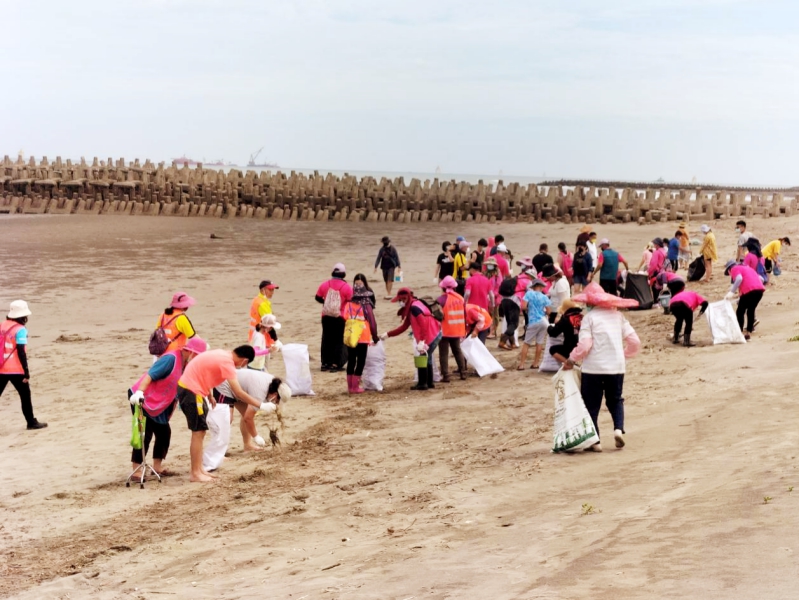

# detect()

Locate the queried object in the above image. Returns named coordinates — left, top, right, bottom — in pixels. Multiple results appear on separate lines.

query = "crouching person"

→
left=668, top=281, right=707, bottom=347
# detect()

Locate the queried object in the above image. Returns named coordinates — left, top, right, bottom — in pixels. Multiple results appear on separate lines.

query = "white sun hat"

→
left=8, top=300, right=31, bottom=319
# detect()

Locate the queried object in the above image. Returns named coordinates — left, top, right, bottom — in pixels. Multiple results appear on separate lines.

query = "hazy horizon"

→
left=3, top=1, right=798, bottom=186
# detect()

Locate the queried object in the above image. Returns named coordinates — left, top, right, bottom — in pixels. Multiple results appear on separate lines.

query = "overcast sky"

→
left=3, top=0, right=798, bottom=184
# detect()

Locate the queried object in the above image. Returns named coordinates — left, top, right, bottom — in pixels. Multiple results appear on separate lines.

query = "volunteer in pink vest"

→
left=0, top=300, right=47, bottom=430
left=128, top=336, right=207, bottom=475
left=314, top=263, right=353, bottom=373
left=668, top=281, right=708, bottom=347
left=381, top=287, right=442, bottom=391
left=725, top=260, right=765, bottom=340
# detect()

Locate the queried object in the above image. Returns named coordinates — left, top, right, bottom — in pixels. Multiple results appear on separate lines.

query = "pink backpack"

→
left=561, top=252, right=574, bottom=277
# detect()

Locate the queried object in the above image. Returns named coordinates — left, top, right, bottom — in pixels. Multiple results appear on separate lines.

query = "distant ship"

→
left=171, top=156, right=233, bottom=167
left=246, top=147, right=279, bottom=169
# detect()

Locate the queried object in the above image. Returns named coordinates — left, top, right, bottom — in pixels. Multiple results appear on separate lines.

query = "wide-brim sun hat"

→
left=531, top=279, right=546, bottom=288
left=572, top=283, right=639, bottom=309
left=8, top=300, right=32, bottom=319
left=724, top=259, right=737, bottom=275
left=516, top=256, right=533, bottom=268
left=439, top=275, right=458, bottom=290
left=170, top=292, right=196, bottom=310
left=183, top=336, right=208, bottom=355
left=558, top=299, right=579, bottom=314
left=700, top=225, right=710, bottom=233
left=261, top=314, right=282, bottom=330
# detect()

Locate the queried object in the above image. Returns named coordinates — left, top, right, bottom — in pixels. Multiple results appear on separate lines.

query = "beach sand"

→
left=1, top=214, right=799, bottom=599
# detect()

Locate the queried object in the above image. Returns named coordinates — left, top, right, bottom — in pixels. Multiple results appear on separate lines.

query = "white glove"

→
left=724, top=292, right=735, bottom=301
left=129, top=390, right=145, bottom=406
left=379, top=332, right=388, bottom=341
left=272, top=340, right=283, bottom=352
left=433, top=277, right=439, bottom=284
left=253, top=435, right=266, bottom=447
left=260, top=401, right=277, bottom=413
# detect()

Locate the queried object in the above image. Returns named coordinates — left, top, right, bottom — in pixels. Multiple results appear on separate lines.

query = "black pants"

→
left=581, top=373, right=625, bottom=438
left=549, top=343, right=575, bottom=358
left=321, top=316, right=347, bottom=368
left=599, top=279, right=617, bottom=296
left=438, top=336, right=466, bottom=377
left=0, top=374, right=36, bottom=425
left=671, top=301, right=693, bottom=337
left=670, top=259, right=678, bottom=271
left=500, top=299, right=520, bottom=344
left=128, top=391, right=174, bottom=464
left=737, top=290, right=763, bottom=333
left=764, top=258, right=773, bottom=273
left=347, top=343, right=368, bottom=376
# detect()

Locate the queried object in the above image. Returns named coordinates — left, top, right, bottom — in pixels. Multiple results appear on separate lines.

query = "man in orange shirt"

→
left=248, top=280, right=279, bottom=342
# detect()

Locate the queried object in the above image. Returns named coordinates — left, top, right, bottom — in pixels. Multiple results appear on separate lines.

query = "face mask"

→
left=354, top=282, right=363, bottom=289
left=398, top=301, right=406, bottom=308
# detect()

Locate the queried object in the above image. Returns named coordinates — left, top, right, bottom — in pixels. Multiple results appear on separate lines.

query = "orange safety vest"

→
left=249, top=294, right=275, bottom=346
left=0, top=320, right=24, bottom=374
left=466, top=304, right=493, bottom=332
left=344, top=302, right=372, bottom=344
left=441, top=293, right=467, bottom=338
left=159, top=311, right=189, bottom=353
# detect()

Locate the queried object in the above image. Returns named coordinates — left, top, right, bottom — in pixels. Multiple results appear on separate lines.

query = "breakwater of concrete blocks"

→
left=1, top=155, right=797, bottom=224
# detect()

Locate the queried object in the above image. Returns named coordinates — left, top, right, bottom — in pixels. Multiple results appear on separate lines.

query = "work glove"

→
left=260, top=401, right=277, bottom=413
left=272, top=340, right=283, bottom=352
left=724, top=292, right=735, bottom=301
left=253, top=435, right=266, bottom=447
left=379, top=332, right=388, bottom=341
left=129, top=390, right=145, bottom=406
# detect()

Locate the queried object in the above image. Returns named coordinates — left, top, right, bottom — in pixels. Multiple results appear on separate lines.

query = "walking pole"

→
left=126, top=404, right=162, bottom=489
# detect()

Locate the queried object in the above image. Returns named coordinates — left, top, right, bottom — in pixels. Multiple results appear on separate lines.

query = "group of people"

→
left=0, top=221, right=790, bottom=472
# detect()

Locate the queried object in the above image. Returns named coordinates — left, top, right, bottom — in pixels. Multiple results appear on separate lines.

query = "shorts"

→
left=524, top=319, right=548, bottom=346
left=382, top=267, right=395, bottom=283
left=679, top=250, right=691, bottom=262
left=765, top=258, right=773, bottom=273
left=177, top=385, right=209, bottom=432
left=572, top=274, right=588, bottom=285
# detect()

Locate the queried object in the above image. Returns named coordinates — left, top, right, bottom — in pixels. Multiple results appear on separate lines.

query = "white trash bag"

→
left=539, top=334, right=563, bottom=373
left=705, top=300, right=746, bottom=345
left=282, top=343, right=315, bottom=396
left=500, top=316, right=519, bottom=346
left=460, top=336, right=504, bottom=377
left=203, top=401, right=232, bottom=472
left=362, top=341, right=387, bottom=391
left=552, top=367, right=599, bottom=453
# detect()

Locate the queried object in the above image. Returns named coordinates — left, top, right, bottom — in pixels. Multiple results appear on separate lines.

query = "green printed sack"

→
left=131, top=404, right=145, bottom=450
left=552, top=367, right=599, bottom=453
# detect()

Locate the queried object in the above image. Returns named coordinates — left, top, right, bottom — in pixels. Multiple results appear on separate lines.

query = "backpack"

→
left=0, top=322, right=21, bottom=369
left=498, top=276, right=518, bottom=298
left=148, top=314, right=179, bottom=356
left=322, top=282, right=343, bottom=317
left=418, top=297, right=444, bottom=322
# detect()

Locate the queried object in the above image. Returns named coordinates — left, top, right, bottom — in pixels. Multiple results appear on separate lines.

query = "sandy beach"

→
left=2, top=214, right=799, bottom=599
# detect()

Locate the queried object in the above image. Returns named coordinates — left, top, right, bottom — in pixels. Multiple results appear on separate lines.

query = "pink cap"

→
left=599, top=238, right=610, bottom=246
left=183, top=336, right=208, bottom=354
left=439, top=275, right=458, bottom=290
left=170, top=292, right=196, bottom=310
left=333, top=263, right=346, bottom=273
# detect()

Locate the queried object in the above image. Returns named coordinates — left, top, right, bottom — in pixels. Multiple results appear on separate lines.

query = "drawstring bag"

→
left=131, top=404, right=145, bottom=450
left=343, top=306, right=366, bottom=348
left=552, top=367, right=600, bottom=452
left=362, top=341, right=387, bottom=391
left=282, top=343, right=315, bottom=396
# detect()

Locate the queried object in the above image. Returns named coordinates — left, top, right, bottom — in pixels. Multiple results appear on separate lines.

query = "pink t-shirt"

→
left=670, top=290, right=706, bottom=311
left=315, top=278, right=353, bottom=317
left=465, top=273, right=492, bottom=310
left=743, top=252, right=761, bottom=272
left=180, top=349, right=237, bottom=396
left=730, top=265, right=765, bottom=295
left=495, top=255, right=510, bottom=278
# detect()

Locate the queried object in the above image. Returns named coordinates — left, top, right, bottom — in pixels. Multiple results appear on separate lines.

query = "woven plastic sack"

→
left=552, top=367, right=600, bottom=453
left=539, top=334, right=564, bottom=373
left=131, top=404, right=145, bottom=450
left=460, top=337, right=504, bottom=377
left=362, top=342, right=386, bottom=391
left=705, top=300, right=746, bottom=345
left=282, top=343, right=316, bottom=396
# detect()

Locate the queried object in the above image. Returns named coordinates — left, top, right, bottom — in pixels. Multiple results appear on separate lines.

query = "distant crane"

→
left=247, top=147, right=265, bottom=167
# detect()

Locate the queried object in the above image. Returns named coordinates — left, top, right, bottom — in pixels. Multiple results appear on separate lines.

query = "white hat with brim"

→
left=701, top=225, right=710, bottom=233
left=261, top=313, right=282, bottom=330
left=8, top=300, right=31, bottom=319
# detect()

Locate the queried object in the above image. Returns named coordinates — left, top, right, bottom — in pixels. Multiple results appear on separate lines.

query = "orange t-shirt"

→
left=179, top=349, right=236, bottom=396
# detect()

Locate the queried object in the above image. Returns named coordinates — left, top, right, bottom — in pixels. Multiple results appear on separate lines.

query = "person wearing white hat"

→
left=0, top=300, right=47, bottom=430
left=250, top=313, right=282, bottom=372
left=699, top=225, right=717, bottom=282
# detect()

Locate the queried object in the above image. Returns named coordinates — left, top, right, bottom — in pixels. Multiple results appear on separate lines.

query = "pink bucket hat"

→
left=571, top=283, right=639, bottom=310
left=183, top=335, right=208, bottom=355
left=170, top=292, right=196, bottom=310
left=439, top=275, right=458, bottom=290
left=516, top=256, right=534, bottom=268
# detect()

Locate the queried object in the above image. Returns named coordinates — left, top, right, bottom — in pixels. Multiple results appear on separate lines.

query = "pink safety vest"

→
left=0, top=320, right=24, bottom=374
left=131, top=349, right=183, bottom=417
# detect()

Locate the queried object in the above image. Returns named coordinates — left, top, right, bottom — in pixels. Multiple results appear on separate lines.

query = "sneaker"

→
left=27, top=420, right=48, bottom=430
left=614, top=429, right=625, bottom=448
left=584, top=442, right=603, bottom=452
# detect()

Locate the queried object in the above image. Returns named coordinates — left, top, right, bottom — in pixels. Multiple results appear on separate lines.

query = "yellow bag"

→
left=343, top=305, right=366, bottom=348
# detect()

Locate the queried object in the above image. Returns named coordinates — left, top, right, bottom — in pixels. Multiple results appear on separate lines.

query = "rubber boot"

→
left=346, top=374, right=354, bottom=394
left=672, top=332, right=680, bottom=344
left=410, top=368, right=428, bottom=390
left=426, top=365, right=435, bottom=390
left=683, top=334, right=695, bottom=347
left=352, top=376, right=365, bottom=393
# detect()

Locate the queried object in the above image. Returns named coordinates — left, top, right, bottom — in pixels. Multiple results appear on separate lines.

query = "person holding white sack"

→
left=564, top=283, right=640, bottom=452
left=204, top=370, right=292, bottom=471
left=249, top=314, right=282, bottom=372
left=724, top=260, right=765, bottom=341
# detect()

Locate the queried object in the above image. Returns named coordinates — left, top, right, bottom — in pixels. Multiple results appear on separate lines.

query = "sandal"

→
left=530, top=364, right=540, bottom=370
left=516, top=365, right=526, bottom=371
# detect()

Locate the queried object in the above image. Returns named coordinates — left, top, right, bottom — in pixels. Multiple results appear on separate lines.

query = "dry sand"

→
left=1, top=214, right=799, bottom=599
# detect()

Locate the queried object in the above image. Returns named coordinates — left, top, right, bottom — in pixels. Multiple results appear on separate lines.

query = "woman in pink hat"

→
left=155, top=292, right=198, bottom=356
left=315, top=263, right=353, bottom=372
left=564, top=283, right=641, bottom=452
left=128, top=335, right=207, bottom=476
